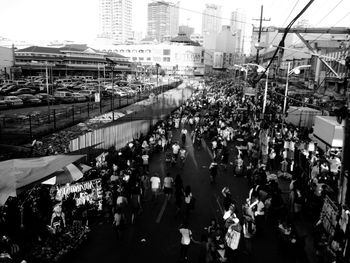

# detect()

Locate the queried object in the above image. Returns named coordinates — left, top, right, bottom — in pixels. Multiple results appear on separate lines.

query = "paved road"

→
left=65, top=126, right=304, bottom=263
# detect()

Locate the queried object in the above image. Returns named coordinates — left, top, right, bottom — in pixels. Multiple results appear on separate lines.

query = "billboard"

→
left=213, top=52, right=224, bottom=69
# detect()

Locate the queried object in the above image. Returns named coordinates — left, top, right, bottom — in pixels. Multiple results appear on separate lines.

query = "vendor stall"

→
left=312, top=116, right=344, bottom=152
left=285, top=106, right=321, bottom=129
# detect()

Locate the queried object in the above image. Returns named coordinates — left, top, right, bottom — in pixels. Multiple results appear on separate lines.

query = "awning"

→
left=0, top=154, right=85, bottom=205
left=41, top=163, right=91, bottom=185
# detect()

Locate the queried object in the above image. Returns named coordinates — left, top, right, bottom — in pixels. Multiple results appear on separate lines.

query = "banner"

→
left=56, top=179, right=103, bottom=209
left=320, top=195, right=339, bottom=236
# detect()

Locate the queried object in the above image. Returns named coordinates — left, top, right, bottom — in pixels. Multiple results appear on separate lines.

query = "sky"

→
left=0, top=0, right=349, bottom=43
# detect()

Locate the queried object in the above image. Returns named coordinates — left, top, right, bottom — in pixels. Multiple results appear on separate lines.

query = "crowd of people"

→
left=0, top=73, right=347, bottom=263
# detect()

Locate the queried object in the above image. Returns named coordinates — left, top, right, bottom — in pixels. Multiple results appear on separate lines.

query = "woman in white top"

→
left=179, top=221, right=195, bottom=261
left=184, top=186, right=193, bottom=218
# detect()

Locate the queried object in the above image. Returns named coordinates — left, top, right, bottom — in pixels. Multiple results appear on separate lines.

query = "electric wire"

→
left=253, top=0, right=315, bottom=86
left=281, top=0, right=346, bottom=59
left=266, top=0, right=300, bottom=51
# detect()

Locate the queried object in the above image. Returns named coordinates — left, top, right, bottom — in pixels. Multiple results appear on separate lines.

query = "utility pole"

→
left=253, top=5, right=270, bottom=64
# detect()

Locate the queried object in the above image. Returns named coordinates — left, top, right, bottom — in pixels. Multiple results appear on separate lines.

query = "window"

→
left=139, top=50, right=144, bottom=53
left=163, top=57, right=170, bottom=62
left=132, top=57, right=137, bottom=61
left=139, top=57, right=144, bottom=61
left=163, top=49, right=170, bottom=55
left=146, top=57, right=151, bottom=61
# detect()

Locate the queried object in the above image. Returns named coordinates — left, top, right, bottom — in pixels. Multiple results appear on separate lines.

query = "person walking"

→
left=181, top=128, right=188, bottom=145
left=209, top=159, right=218, bottom=184
left=179, top=221, right=197, bottom=262
left=184, top=186, right=193, bottom=219
left=163, top=173, right=174, bottom=201
left=150, top=173, right=161, bottom=202
left=172, top=142, right=181, bottom=166
left=113, top=207, right=123, bottom=240
left=179, top=147, right=188, bottom=169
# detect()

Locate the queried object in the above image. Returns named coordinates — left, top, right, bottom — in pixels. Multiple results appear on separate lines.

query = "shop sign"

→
left=320, top=195, right=339, bottom=236
left=56, top=179, right=102, bottom=201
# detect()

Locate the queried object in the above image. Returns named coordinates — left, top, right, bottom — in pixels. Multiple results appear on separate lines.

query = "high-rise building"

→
left=230, top=9, right=246, bottom=53
left=98, top=0, right=132, bottom=44
left=147, top=1, right=179, bottom=42
left=202, top=4, right=222, bottom=49
left=179, top=25, right=195, bottom=37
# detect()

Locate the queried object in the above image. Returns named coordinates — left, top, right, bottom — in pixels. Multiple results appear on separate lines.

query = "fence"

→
left=0, top=82, right=182, bottom=145
left=69, top=84, right=195, bottom=152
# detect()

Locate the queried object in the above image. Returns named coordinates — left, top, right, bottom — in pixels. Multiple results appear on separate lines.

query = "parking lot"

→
left=0, top=75, right=158, bottom=111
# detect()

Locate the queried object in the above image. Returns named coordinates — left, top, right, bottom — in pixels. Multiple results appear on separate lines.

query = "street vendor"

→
left=50, top=203, right=66, bottom=232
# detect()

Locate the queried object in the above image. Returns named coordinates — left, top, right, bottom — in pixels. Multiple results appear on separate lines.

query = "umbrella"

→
left=42, top=163, right=91, bottom=185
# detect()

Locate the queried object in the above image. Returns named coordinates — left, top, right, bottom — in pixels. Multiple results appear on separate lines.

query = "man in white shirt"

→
left=181, top=128, right=188, bottom=145
left=172, top=142, right=181, bottom=162
left=163, top=173, right=174, bottom=200
left=179, top=147, right=187, bottom=168
left=142, top=152, right=150, bottom=172
left=150, top=173, right=161, bottom=202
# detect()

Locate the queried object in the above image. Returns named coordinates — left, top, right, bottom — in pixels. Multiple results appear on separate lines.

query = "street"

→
left=65, top=126, right=302, bottom=263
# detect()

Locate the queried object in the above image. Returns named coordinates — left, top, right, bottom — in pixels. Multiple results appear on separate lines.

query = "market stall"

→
left=285, top=106, right=321, bottom=129
left=312, top=116, right=344, bottom=151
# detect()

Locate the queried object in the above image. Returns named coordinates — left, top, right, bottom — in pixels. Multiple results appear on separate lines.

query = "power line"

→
left=267, top=0, right=300, bottom=49
left=254, top=0, right=315, bottom=85
left=283, top=10, right=350, bottom=60
left=282, top=0, right=346, bottom=59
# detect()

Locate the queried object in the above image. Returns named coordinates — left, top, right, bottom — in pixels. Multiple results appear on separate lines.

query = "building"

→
left=190, top=34, right=204, bottom=46
left=98, top=0, right=132, bottom=44
left=147, top=1, right=180, bottom=42
left=14, top=44, right=132, bottom=77
left=212, top=26, right=244, bottom=69
left=230, top=9, right=246, bottom=54
left=202, top=4, right=222, bottom=50
left=179, top=25, right=194, bottom=37
left=0, top=46, right=14, bottom=79
left=94, top=34, right=205, bottom=76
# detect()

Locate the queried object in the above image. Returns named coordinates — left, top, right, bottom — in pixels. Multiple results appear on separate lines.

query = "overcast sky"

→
left=0, top=0, right=349, bottom=42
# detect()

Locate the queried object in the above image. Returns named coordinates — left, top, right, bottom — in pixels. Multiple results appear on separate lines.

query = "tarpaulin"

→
left=0, top=154, right=84, bottom=205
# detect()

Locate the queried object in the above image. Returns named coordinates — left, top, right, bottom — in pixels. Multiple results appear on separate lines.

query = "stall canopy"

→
left=286, top=106, right=321, bottom=128
left=0, top=154, right=85, bottom=205
left=42, top=163, right=91, bottom=185
left=312, top=116, right=344, bottom=151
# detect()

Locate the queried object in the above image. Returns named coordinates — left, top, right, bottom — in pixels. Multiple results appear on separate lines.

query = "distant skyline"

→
left=0, top=0, right=349, bottom=43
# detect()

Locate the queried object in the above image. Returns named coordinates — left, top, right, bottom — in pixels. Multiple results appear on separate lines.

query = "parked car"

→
left=55, top=87, right=72, bottom=92
left=114, top=89, right=128, bottom=97
left=10, top=88, right=36, bottom=95
left=3, top=96, right=23, bottom=107
left=1, top=85, right=19, bottom=95
left=35, top=93, right=57, bottom=104
left=71, top=92, right=87, bottom=102
left=54, top=91, right=74, bottom=103
left=78, top=90, right=95, bottom=101
left=17, top=94, right=42, bottom=105
left=0, top=100, right=8, bottom=109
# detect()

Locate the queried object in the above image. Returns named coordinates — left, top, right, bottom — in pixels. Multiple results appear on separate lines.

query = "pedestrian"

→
left=172, top=141, right=181, bottom=166
left=179, top=221, right=197, bottom=262
left=163, top=173, right=174, bottom=201
left=141, top=150, right=149, bottom=172
left=184, top=186, right=194, bottom=219
left=179, top=147, right=187, bottom=169
left=130, top=181, right=142, bottom=224
left=209, top=159, right=218, bottom=184
left=181, top=128, right=188, bottom=145
left=113, top=207, right=123, bottom=239
left=150, top=173, right=161, bottom=202
left=175, top=174, right=184, bottom=216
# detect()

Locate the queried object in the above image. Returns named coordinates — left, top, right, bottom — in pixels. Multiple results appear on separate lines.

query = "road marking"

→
left=156, top=198, right=168, bottom=223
